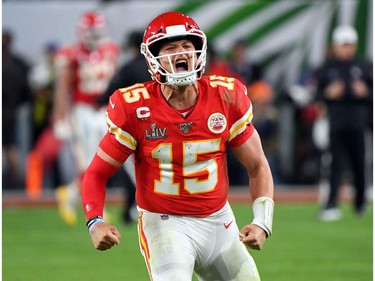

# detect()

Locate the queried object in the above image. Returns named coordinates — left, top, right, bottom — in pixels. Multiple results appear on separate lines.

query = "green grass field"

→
left=3, top=202, right=372, bottom=281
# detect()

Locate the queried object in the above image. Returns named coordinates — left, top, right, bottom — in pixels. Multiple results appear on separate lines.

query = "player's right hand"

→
left=90, top=222, right=121, bottom=251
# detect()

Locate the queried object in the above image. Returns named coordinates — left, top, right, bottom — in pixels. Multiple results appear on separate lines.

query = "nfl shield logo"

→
left=160, top=214, right=169, bottom=220
left=179, top=122, right=193, bottom=134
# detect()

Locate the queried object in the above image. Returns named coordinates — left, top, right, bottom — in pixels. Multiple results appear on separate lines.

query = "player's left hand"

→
left=239, top=224, right=267, bottom=250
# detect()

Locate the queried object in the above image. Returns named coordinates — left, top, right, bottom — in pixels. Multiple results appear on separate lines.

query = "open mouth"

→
left=175, top=59, right=189, bottom=72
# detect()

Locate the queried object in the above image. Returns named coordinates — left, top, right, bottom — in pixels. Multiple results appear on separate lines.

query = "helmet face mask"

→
left=78, top=11, right=108, bottom=51
left=141, top=12, right=207, bottom=86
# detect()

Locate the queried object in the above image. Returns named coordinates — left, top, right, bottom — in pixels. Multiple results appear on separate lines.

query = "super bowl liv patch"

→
left=145, top=123, right=167, bottom=139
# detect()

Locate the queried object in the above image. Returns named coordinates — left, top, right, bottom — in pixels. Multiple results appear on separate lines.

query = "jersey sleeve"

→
left=227, top=78, right=255, bottom=147
left=100, top=89, right=137, bottom=162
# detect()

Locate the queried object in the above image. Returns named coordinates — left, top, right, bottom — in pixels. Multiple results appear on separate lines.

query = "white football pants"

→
left=137, top=202, right=260, bottom=281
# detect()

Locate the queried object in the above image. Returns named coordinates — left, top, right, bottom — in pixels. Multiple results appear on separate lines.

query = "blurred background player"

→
left=314, top=25, right=373, bottom=221
left=52, top=11, right=119, bottom=225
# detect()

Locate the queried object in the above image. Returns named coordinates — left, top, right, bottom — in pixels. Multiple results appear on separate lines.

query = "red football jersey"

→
left=103, top=75, right=254, bottom=216
left=55, top=42, right=119, bottom=104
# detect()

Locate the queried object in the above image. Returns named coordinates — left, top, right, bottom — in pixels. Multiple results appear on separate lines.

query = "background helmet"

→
left=77, top=11, right=108, bottom=51
left=141, top=11, right=207, bottom=86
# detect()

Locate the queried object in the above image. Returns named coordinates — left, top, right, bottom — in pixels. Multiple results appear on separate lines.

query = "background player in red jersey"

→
left=52, top=11, right=120, bottom=225
left=82, top=11, right=274, bottom=281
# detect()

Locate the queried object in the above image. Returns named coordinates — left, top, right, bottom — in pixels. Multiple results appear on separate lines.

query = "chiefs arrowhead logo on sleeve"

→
left=207, top=113, right=227, bottom=134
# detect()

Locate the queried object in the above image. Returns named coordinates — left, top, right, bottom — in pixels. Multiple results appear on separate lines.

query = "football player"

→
left=53, top=11, right=127, bottom=226
left=82, top=11, right=274, bottom=281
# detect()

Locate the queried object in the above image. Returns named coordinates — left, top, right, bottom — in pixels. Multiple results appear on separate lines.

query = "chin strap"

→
left=251, top=197, right=274, bottom=237
left=166, top=72, right=197, bottom=87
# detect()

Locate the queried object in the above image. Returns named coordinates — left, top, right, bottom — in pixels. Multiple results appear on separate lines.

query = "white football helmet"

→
left=141, top=11, right=207, bottom=86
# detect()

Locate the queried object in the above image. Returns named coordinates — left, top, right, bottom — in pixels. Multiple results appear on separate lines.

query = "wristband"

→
left=251, top=197, right=274, bottom=237
left=86, top=216, right=104, bottom=235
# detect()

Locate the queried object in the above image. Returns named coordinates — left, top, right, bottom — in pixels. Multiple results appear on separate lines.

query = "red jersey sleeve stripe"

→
left=106, top=113, right=137, bottom=150
left=229, top=104, right=253, bottom=142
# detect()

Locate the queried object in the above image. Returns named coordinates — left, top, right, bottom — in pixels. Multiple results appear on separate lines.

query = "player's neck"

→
left=161, top=83, right=199, bottom=110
